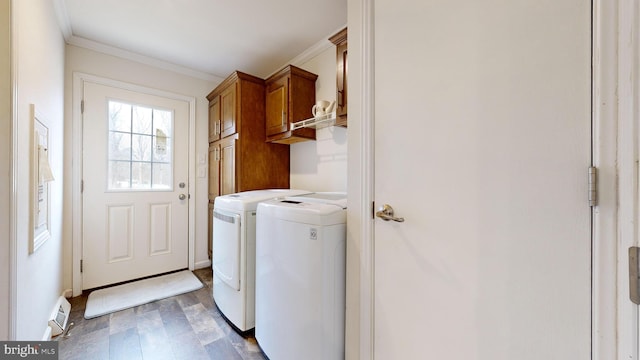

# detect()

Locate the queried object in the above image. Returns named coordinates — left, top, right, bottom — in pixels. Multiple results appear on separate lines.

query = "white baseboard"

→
left=63, top=289, right=73, bottom=298
left=194, top=259, right=211, bottom=270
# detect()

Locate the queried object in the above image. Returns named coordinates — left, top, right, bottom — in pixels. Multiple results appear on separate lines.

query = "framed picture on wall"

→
left=29, top=104, right=54, bottom=254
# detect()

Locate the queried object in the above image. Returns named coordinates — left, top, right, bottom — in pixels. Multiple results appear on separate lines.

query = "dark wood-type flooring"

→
left=57, top=268, right=266, bottom=360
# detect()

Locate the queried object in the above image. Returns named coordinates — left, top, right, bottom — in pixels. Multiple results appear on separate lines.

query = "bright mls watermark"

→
left=0, top=342, right=58, bottom=359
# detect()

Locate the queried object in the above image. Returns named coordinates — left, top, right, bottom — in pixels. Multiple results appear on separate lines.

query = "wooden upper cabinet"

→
left=220, top=84, right=237, bottom=138
left=265, top=65, right=318, bottom=144
left=266, top=78, right=288, bottom=137
left=329, top=27, right=348, bottom=127
left=208, top=97, right=221, bottom=143
left=206, top=70, right=290, bottom=200
left=207, top=72, right=243, bottom=141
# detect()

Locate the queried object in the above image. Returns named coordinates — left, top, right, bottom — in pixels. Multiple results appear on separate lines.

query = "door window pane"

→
left=108, top=132, right=131, bottom=161
left=153, top=135, right=172, bottom=162
left=131, top=134, right=152, bottom=161
left=131, top=162, right=152, bottom=189
left=132, top=106, right=153, bottom=135
left=154, top=109, right=172, bottom=135
left=107, top=100, right=173, bottom=191
left=108, top=160, right=131, bottom=189
left=109, top=102, right=131, bottom=132
left=152, top=163, right=172, bottom=190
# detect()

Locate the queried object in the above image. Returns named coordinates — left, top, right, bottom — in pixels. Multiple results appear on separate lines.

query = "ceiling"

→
left=56, top=0, right=347, bottom=81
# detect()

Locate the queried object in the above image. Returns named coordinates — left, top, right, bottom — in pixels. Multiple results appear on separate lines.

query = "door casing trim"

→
left=594, top=0, right=640, bottom=358
left=71, top=72, right=196, bottom=296
left=356, top=0, right=375, bottom=358
left=591, top=0, right=621, bottom=358
left=8, top=0, right=18, bottom=339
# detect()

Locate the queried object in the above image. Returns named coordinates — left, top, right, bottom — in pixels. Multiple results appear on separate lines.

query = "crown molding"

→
left=52, top=0, right=221, bottom=83
left=266, top=23, right=348, bottom=79
left=53, top=0, right=342, bottom=83
left=66, top=35, right=223, bottom=82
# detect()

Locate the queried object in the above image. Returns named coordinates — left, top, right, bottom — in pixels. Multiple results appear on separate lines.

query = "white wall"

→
left=0, top=0, right=11, bottom=341
left=13, top=0, right=66, bottom=340
left=63, top=45, right=218, bottom=289
left=290, top=46, right=348, bottom=192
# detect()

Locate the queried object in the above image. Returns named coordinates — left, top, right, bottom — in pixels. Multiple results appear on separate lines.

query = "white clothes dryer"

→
left=255, top=192, right=347, bottom=360
left=212, top=189, right=310, bottom=332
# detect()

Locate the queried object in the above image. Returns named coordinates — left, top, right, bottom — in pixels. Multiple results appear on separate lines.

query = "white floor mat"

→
left=84, top=270, right=203, bottom=319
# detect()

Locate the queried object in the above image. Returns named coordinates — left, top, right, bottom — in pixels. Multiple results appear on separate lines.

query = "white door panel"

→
left=373, top=1, right=591, bottom=359
left=82, top=81, right=189, bottom=289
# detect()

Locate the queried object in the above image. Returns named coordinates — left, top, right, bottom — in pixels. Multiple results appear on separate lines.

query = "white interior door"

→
left=82, top=81, right=190, bottom=289
left=373, top=1, right=591, bottom=359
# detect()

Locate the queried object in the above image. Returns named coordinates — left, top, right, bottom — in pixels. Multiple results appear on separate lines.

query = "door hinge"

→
left=81, top=100, right=84, bottom=114
left=372, top=201, right=376, bottom=219
left=588, top=166, right=597, bottom=207
left=80, top=259, right=83, bottom=273
left=80, top=180, right=84, bottom=194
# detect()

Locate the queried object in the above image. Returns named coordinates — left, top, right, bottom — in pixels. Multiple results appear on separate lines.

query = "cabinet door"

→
left=265, top=77, right=289, bottom=137
left=335, top=41, right=348, bottom=124
left=220, top=84, right=237, bottom=138
left=219, top=135, right=237, bottom=195
left=208, top=97, right=221, bottom=143
left=208, top=143, right=220, bottom=200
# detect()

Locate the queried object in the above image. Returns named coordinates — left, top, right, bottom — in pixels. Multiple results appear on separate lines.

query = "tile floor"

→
left=57, top=268, right=266, bottom=360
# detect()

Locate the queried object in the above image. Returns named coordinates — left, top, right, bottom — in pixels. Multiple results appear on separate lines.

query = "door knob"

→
left=179, top=194, right=186, bottom=200
left=376, top=204, right=405, bottom=222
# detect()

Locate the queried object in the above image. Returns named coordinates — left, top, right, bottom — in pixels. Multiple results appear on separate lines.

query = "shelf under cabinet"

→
left=291, top=112, right=337, bottom=130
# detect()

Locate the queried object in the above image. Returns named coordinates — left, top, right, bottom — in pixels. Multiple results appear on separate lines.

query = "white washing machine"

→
left=212, top=189, right=310, bottom=332
left=255, top=192, right=347, bottom=360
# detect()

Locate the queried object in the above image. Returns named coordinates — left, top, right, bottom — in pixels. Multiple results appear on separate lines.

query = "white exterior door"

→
left=82, top=81, right=190, bottom=289
left=372, top=1, right=591, bottom=359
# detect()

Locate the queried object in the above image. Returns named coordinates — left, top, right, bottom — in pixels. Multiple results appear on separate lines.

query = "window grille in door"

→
left=107, top=100, right=174, bottom=191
